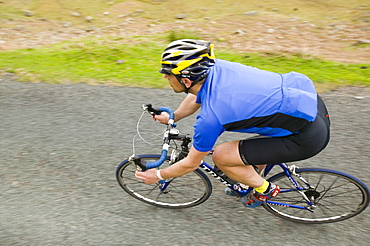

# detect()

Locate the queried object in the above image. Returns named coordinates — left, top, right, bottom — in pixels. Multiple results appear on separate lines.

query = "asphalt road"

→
left=1, top=78, right=370, bottom=246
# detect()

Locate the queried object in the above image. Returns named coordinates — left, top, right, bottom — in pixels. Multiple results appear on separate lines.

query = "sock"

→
left=254, top=180, right=270, bottom=194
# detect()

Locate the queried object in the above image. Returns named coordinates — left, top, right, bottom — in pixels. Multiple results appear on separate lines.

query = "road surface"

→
left=1, top=78, right=369, bottom=245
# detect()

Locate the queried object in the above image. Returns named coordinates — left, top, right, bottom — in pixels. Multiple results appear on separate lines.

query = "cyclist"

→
left=135, top=39, right=330, bottom=208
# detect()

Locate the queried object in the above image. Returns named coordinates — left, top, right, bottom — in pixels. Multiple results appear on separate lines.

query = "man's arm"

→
left=135, top=146, right=208, bottom=184
left=173, top=94, right=200, bottom=122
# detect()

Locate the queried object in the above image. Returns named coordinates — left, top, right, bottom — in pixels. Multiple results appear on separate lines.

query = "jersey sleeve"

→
left=192, top=111, right=225, bottom=152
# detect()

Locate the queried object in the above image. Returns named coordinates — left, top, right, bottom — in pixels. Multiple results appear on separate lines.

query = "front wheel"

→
left=264, top=168, right=370, bottom=223
left=116, top=155, right=212, bottom=208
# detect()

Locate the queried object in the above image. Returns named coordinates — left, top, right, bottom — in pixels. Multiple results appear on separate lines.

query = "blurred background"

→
left=0, top=0, right=369, bottom=91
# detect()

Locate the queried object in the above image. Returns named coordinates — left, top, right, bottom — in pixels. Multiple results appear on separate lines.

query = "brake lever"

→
left=142, top=104, right=162, bottom=116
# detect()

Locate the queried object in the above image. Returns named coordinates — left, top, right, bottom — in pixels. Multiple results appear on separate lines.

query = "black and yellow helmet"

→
left=160, top=39, right=216, bottom=82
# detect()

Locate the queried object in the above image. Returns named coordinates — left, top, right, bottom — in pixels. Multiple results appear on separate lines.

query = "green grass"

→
left=222, top=52, right=370, bottom=88
left=0, top=38, right=165, bottom=87
left=0, top=35, right=369, bottom=92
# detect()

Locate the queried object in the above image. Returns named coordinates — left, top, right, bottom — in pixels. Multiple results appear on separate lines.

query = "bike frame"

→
left=148, top=154, right=316, bottom=211
left=198, top=161, right=315, bottom=210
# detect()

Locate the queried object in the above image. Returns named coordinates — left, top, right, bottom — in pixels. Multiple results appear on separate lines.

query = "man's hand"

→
left=135, top=169, right=160, bottom=184
left=153, top=112, right=170, bottom=124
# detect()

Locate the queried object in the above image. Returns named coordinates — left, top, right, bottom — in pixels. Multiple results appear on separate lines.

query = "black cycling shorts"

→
left=238, top=95, right=330, bottom=165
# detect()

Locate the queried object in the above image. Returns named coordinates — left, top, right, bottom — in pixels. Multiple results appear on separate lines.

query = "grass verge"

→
left=0, top=36, right=369, bottom=92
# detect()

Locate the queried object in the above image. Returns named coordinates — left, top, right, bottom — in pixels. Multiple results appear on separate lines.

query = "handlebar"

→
left=142, top=104, right=175, bottom=124
left=138, top=104, right=177, bottom=170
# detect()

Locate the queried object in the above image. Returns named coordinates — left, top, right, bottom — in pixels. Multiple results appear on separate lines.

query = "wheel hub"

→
left=305, top=189, right=321, bottom=201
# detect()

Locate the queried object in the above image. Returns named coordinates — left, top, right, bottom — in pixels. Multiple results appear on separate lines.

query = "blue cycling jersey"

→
left=193, top=59, right=318, bottom=152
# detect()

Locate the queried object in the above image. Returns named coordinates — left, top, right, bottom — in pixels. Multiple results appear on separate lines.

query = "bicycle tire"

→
left=116, top=155, right=212, bottom=208
left=263, top=168, right=370, bottom=224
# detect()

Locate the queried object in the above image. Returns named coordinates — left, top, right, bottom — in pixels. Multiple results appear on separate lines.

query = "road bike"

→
left=116, top=104, right=370, bottom=224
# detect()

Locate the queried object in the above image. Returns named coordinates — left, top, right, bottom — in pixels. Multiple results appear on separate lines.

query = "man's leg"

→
left=212, top=140, right=264, bottom=188
left=212, top=140, right=280, bottom=208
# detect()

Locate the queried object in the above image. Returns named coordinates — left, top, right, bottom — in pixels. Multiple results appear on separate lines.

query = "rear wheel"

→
left=263, top=168, right=370, bottom=223
left=116, top=155, right=212, bottom=208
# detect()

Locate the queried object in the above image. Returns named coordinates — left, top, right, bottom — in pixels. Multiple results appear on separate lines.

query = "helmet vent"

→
left=167, top=56, right=183, bottom=61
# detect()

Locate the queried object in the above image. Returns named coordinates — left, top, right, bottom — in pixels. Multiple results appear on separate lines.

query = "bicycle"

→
left=116, top=104, right=370, bottom=224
